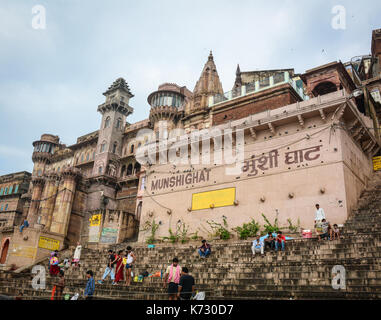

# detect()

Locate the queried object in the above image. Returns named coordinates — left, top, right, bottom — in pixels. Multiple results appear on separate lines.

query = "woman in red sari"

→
left=114, top=250, right=125, bottom=284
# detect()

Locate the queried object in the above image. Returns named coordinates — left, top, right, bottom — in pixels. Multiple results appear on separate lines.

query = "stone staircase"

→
left=0, top=172, right=380, bottom=300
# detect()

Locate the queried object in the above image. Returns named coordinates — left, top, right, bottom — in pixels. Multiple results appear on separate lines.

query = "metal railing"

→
left=209, top=72, right=309, bottom=107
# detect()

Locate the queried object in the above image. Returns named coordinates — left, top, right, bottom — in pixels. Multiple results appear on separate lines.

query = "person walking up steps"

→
left=114, top=250, right=125, bottom=284
left=125, top=246, right=136, bottom=287
left=98, top=250, right=117, bottom=285
left=163, top=258, right=182, bottom=300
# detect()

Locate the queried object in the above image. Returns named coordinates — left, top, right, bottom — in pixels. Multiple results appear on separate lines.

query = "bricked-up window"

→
left=104, top=116, right=111, bottom=128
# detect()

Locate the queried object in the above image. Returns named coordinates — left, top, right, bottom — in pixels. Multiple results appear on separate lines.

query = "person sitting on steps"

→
left=251, top=235, right=264, bottom=256
left=275, top=231, right=286, bottom=252
left=198, top=240, right=211, bottom=259
left=330, top=224, right=341, bottom=240
left=264, top=232, right=275, bottom=251
left=318, top=219, right=331, bottom=241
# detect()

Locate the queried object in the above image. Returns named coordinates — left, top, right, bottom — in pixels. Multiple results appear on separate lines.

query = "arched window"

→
left=98, top=166, right=103, bottom=175
left=312, top=81, right=337, bottom=96
left=134, top=162, right=141, bottom=174
left=57, top=167, right=60, bottom=173
left=81, top=154, right=84, bottom=163
left=121, top=165, right=126, bottom=177
left=0, top=188, right=4, bottom=196
left=4, top=204, right=8, bottom=211
left=14, top=185, right=19, bottom=193
left=116, top=118, right=122, bottom=129
left=86, top=153, right=89, bottom=161
left=127, top=164, right=133, bottom=176
left=113, top=142, right=117, bottom=154
left=93, top=151, right=95, bottom=160
left=130, top=144, right=134, bottom=154
left=8, top=186, right=13, bottom=194
left=104, top=116, right=111, bottom=128
left=100, top=142, right=107, bottom=153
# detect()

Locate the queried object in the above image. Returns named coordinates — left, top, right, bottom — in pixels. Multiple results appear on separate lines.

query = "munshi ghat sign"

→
left=149, top=145, right=323, bottom=192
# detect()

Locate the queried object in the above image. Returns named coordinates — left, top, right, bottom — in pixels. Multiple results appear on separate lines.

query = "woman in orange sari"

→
left=114, top=250, right=125, bottom=284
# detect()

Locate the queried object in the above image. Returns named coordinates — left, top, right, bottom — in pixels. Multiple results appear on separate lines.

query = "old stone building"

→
left=0, top=29, right=380, bottom=269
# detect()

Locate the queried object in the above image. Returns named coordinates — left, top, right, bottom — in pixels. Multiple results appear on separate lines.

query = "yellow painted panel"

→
left=373, top=156, right=381, bottom=171
left=10, top=245, right=37, bottom=259
left=38, top=236, right=60, bottom=251
left=192, top=187, right=236, bottom=211
left=89, top=214, right=101, bottom=227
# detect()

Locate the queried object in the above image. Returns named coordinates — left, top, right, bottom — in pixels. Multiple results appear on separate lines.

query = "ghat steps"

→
left=0, top=173, right=380, bottom=300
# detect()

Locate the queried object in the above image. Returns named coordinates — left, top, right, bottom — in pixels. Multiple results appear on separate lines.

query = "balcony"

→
left=209, top=71, right=309, bottom=107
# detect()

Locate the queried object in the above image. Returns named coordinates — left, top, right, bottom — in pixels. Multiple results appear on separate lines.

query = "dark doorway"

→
left=0, top=239, right=9, bottom=264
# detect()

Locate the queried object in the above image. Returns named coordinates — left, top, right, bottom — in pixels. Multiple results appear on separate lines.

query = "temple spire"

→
left=192, top=51, right=224, bottom=111
left=234, top=64, right=242, bottom=88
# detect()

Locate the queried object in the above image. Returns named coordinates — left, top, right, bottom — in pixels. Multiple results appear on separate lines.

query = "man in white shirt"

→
left=251, top=236, right=264, bottom=256
left=315, top=204, right=325, bottom=223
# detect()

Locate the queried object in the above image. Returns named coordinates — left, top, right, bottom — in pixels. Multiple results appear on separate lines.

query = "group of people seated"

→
left=315, top=219, right=341, bottom=241
left=251, top=231, right=286, bottom=256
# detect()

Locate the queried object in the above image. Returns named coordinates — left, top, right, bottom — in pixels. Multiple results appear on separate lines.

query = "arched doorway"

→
left=0, top=239, right=10, bottom=264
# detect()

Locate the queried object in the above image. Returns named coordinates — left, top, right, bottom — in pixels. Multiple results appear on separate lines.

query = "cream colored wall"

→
left=138, top=116, right=374, bottom=242
left=339, top=128, right=374, bottom=215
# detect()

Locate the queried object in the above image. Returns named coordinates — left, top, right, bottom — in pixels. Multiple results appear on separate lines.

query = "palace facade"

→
left=1, top=29, right=381, bottom=268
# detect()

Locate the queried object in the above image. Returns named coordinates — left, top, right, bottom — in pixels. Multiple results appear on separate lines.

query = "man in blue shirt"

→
left=84, top=270, right=95, bottom=300
left=251, top=235, right=264, bottom=256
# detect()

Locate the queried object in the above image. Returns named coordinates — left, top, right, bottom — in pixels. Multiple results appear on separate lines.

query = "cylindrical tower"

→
left=148, top=83, right=187, bottom=133
left=31, top=134, right=60, bottom=177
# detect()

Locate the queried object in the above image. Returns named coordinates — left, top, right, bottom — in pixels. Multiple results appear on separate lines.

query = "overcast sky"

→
left=0, top=0, right=380, bottom=175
